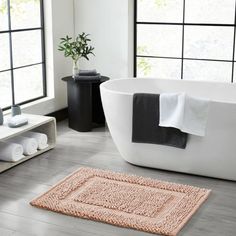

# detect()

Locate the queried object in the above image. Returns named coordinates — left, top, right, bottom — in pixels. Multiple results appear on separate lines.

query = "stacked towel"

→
left=0, top=141, right=24, bottom=162
left=7, top=115, right=28, bottom=128
left=159, top=93, right=210, bottom=136
left=9, top=136, right=38, bottom=156
left=24, top=131, right=48, bottom=150
left=79, top=69, right=98, bottom=76
left=75, top=69, right=101, bottom=81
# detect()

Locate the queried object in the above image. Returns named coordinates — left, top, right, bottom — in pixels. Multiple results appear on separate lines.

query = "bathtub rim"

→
left=100, top=77, right=236, bottom=104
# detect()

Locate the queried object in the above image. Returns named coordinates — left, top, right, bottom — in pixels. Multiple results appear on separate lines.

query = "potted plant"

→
left=58, top=32, right=95, bottom=78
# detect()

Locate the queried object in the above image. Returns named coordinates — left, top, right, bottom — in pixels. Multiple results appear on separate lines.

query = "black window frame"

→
left=134, top=0, right=236, bottom=83
left=0, top=0, right=46, bottom=111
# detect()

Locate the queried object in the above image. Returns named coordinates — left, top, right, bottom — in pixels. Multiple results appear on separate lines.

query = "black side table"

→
left=62, top=76, right=109, bottom=132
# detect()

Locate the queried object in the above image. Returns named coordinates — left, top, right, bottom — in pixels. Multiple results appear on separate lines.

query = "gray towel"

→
left=75, top=74, right=101, bottom=81
left=132, top=93, right=188, bottom=149
left=79, top=69, right=97, bottom=76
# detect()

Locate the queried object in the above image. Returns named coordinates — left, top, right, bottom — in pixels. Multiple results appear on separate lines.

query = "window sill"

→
left=3, top=97, right=54, bottom=116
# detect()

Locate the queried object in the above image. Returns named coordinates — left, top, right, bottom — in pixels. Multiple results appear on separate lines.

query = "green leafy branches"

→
left=138, top=58, right=152, bottom=76
left=0, top=0, right=39, bottom=14
left=138, top=0, right=166, bottom=8
left=137, top=46, right=152, bottom=76
left=0, top=0, right=7, bottom=14
left=155, top=0, right=167, bottom=7
left=58, top=33, right=95, bottom=63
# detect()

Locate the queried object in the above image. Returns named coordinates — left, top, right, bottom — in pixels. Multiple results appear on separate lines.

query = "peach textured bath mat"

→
left=30, top=167, right=211, bottom=236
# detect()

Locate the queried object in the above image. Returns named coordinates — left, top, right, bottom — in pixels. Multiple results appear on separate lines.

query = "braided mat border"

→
left=30, top=167, right=211, bottom=236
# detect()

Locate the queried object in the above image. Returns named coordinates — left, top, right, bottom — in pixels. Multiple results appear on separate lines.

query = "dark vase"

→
left=11, top=105, right=21, bottom=117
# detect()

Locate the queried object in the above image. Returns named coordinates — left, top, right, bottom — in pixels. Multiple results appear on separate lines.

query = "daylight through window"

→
left=135, top=0, right=236, bottom=83
left=0, top=0, right=46, bottom=110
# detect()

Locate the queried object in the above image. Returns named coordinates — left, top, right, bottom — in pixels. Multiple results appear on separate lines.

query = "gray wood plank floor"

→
left=0, top=120, right=235, bottom=236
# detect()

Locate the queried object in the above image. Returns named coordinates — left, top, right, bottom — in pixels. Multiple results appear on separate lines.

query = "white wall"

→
left=18, top=0, right=133, bottom=115
left=22, top=0, right=74, bottom=115
left=74, top=0, right=134, bottom=79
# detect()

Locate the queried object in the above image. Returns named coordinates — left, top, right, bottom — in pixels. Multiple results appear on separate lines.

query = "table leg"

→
left=67, top=82, right=92, bottom=132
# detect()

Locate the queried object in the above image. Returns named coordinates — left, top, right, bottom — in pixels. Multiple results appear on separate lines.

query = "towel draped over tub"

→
left=132, top=93, right=188, bottom=149
left=159, top=93, right=209, bottom=137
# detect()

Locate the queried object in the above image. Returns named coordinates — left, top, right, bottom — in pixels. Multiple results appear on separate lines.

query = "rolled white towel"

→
left=0, top=141, right=24, bottom=162
left=23, top=131, right=48, bottom=150
left=9, top=136, right=38, bottom=156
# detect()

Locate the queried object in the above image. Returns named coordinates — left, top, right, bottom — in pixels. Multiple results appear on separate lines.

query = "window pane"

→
left=10, top=0, right=41, bottom=30
left=234, top=35, right=236, bottom=62
left=137, top=57, right=181, bottom=79
left=12, top=30, right=42, bottom=67
left=185, top=0, right=235, bottom=24
left=184, top=26, right=234, bottom=60
left=137, top=25, right=182, bottom=58
left=0, top=0, right=8, bottom=31
left=0, top=71, right=12, bottom=108
left=183, top=60, right=232, bottom=82
left=0, top=33, right=10, bottom=71
left=137, top=0, right=183, bottom=23
left=234, top=63, right=236, bottom=83
left=14, top=64, right=44, bottom=104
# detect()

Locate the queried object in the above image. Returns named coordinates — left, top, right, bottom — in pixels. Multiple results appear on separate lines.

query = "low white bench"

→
left=0, top=114, right=56, bottom=173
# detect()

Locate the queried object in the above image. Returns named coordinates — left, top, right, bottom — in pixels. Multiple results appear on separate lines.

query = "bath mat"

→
left=30, top=167, right=211, bottom=236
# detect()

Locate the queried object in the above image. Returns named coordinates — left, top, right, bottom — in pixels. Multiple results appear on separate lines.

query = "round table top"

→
left=62, top=75, right=110, bottom=84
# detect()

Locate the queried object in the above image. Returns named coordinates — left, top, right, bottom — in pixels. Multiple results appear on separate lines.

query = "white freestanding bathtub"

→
left=100, top=78, right=236, bottom=181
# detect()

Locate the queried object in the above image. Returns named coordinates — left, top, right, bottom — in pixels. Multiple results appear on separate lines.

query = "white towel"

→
left=0, top=141, right=24, bottom=162
left=23, top=131, right=48, bottom=150
left=159, top=93, right=210, bottom=136
left=9, top=136, right=38, bottom=156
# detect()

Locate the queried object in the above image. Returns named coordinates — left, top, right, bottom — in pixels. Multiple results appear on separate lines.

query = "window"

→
left=0, top=0, right=46, bottom=110
left=134, top=0, right=236, bottom=83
